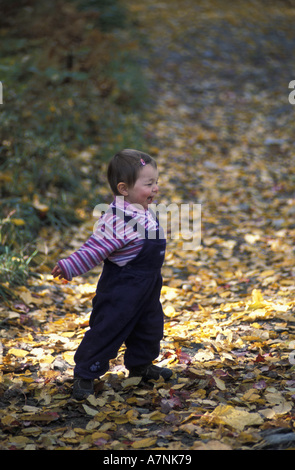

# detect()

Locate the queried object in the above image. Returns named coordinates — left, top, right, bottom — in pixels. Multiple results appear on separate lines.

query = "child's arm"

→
left=52, top=207, right=127, bottom=281
left=51, top=264, right=66, bottom=280
left=52, top=201, right=146, bottom=282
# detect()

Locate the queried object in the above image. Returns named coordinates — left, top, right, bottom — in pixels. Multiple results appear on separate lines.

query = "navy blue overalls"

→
left=74, top=210, right=166, bottom=380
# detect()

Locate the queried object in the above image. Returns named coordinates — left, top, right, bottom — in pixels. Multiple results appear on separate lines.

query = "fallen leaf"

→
left=122, top=376, right=142, bottom=388
left=131, top=437, right=157, bottom=449
left=7, top=348, right=29, bottom=358
left=192, top=440, right=232, bottom=450
left=194, top=349, right=215, bottom=362
left=87, top=395, right=107, bottom=407
left=272, top=402, right=293, bottom=415
left=214, top=377, right=226, bottom=391
left=91, top=431, right=111, bottom=442
left=82, top=404, right=99, bottom=417
left=209, top=404, right=263, bottom=431
left=164, top=305, right=179, bottom=318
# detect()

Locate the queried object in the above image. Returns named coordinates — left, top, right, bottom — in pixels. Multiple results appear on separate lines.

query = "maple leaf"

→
left=254, top=353, right=266, bottom=363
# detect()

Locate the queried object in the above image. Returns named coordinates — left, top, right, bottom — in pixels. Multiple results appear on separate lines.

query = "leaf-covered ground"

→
left=1, top=0, right=295, bottom=451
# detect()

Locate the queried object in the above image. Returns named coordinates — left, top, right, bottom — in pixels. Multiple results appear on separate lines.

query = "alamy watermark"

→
left=289, top=350, right=295, bottom=365
left=288, top=80, right=295, bottom=104
left=93, top=197, right=201, bottom=251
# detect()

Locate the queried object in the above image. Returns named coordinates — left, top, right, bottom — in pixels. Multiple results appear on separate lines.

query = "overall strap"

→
left=111, top=205, right=162, bottom=240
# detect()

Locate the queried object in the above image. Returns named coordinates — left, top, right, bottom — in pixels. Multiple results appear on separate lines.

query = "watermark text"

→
left=93, top=197, right=201, bottom=251
left=288, top=80, right=295, bottom=104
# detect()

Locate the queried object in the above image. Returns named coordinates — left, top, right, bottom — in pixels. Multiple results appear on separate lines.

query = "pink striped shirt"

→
left=58, top=198, right=159, bottom=281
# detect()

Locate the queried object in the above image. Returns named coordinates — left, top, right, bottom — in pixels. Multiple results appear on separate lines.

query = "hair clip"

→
left=140, top=158, right=146, bottom=166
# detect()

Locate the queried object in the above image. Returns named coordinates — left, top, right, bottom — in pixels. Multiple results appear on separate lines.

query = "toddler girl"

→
left=51, top=149, right=172, bottom=399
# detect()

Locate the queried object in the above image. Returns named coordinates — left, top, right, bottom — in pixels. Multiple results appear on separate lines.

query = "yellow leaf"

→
left=252, top=289, right=263, bottom=301
left=194, top=349, right=214, bottom=362
left=131, top=437, right=157, bottom=449
left=245, top=234, right=260, bottom=244
left=265, top=391, right=284, bottom=405
left=1, top=415, right=19, bottom=426
left=190, top=389, right=206, bottom=399
left=32, top=197, right=49, bottom=214
left=272, top=401, right=292, bottom=415
left=19, top=291, right=35, bottom=305
left=8, top=348, right=29, bottom=358
left=8, top=436, right=30, bottom=448
left=0, top=171, right=13, bottom=182
left=87, top=395, right=107, bottom=407
left=171, top=382, right=186, bottom=390
left=85, top=413, right=107, bottom=430
left=86, top=420, right=101, bottom=431
left=126, top=409, right=139, bottom=423
left=210, top=404, right=263, bottom=431
left=10, top=218, right=26, bottom=226
left=247, top=308, right=267, bottom=321
left=63, top=429, right=76, bottom=439
left=91, top=431, right=111, bottom=442
left=260, top=409, right=276, bottom=419
left=192, top=440, right=232, bottom=450
left=179, top=423, right=197, bottom=435
left=250, top=289, right=265, bottom=308
left=114, top=416, right=129, bottom=424
left=107, top=411, right=129, bottom=424
left=62, top=351, right=75, bottom=365
left=214, top=377, right=226, bottom=391
left=161, top=286, right=179, bottom=300
left=260, top=269, right=276, bottom=278
left=242, top=389, right=261, bottom=402
left=82, top=404, right=99, bottom=416
left=164, top=305, right=178, bottom=318
left=148, top=410, right=166, bottom=421
left=122, top=376, right=142, bottom=388
left=39, top=355, right=55, bottom=364
left=23, top=405, right=40, bottom=413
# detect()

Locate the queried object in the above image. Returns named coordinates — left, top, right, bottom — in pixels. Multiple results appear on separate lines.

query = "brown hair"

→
left=107, top=149, right=157, bottom=195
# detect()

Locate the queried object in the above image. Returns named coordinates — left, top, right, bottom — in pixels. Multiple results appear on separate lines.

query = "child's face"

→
left=125, top=164, right=159, bottom=210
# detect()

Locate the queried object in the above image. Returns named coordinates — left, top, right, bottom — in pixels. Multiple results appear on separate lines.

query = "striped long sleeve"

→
left=57, top=199, right=158, bottom=281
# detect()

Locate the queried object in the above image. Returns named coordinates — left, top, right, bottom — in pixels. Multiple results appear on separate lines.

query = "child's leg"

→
left=74, top=267, right=166, bottom=381
left=123, top=275, right=172, bottom=381
left=123, top=299, right=164, bottom=371
left=73, top=279, right=158, bottom=380
left=124, top=302, right=172, bottom=381
left=73, top=322, right=124, bottom=380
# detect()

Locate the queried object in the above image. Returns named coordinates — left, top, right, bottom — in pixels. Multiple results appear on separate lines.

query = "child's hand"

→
left=51, top=264, right=66, bottom=280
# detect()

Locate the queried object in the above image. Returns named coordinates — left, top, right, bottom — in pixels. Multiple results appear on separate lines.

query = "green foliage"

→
left=75, top=0, right=127, bottom=31
left=0, top=0, right=148, bottom=287
left=0, top=247, right=37, bottom=288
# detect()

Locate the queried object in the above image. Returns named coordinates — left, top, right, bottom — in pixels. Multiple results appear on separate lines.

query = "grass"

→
left=0, top=247, right=37, bottom=287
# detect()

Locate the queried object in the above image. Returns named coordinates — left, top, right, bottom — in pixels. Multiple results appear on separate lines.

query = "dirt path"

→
left=130, top=0, right=295, bottom=295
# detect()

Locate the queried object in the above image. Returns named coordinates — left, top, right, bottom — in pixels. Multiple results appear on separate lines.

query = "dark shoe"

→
left=129, top=363, right=173, bottom=382
left=72, top=376, right=94, bottom=400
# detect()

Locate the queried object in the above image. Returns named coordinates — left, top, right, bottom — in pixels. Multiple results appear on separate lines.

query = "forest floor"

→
left=1, top=0, right=295, bottom=451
